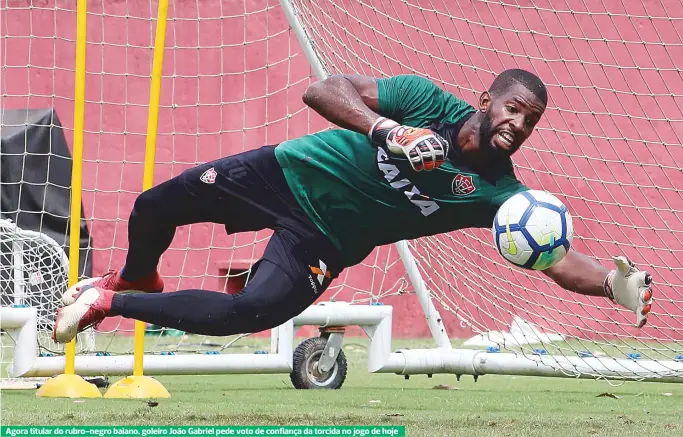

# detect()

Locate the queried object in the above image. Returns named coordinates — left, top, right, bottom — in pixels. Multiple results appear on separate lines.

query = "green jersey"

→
left=274, top=74, right=528, bottom=267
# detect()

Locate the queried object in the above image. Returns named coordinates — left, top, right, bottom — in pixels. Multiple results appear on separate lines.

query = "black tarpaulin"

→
left=1, top=108, right=93, bottom=281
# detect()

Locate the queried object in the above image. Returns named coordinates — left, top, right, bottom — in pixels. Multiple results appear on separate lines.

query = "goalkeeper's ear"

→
left=478, top=90, right=492, bottom=113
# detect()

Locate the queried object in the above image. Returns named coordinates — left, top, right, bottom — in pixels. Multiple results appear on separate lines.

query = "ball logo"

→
left=452, top=174, right=476, bottom=196
left=505, top=210, right=517, bottom=256
left=200, top=167, right=217, bottom=184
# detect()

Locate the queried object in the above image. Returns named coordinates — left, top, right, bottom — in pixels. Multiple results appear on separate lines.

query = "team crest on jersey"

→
left=452, top=174, right=476, bottom=196
left=200, top=167, right=217, bottom=184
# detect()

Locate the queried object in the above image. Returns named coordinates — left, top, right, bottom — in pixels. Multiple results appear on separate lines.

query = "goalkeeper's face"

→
left=479, top=83, right=545, bottom=160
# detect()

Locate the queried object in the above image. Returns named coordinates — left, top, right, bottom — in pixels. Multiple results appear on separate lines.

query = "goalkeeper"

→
left=53, top=69, right=653, bottom=343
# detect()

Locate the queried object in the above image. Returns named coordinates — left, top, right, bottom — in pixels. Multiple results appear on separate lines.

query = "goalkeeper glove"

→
left=604, top=256, right=653, bottom=328
left=369, top=117, right=449, bottom=172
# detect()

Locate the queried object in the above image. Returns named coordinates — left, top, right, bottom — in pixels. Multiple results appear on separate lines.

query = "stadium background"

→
left=2, top=0, right=681, bottom=340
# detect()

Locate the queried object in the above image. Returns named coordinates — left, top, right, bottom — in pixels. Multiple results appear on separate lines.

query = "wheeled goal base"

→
left=4, top=302, right=683, bottom=389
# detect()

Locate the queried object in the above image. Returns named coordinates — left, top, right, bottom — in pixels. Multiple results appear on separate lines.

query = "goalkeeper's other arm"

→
left=302, top=74, right=382, bottom=134
left=543, top=249, right=653, bottom=328
left=302, top=75, right=449, bottom=171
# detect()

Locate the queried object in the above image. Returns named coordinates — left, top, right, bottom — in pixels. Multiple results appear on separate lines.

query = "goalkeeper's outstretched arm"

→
left=543, top=249, right=653, bottom=327
left=543, top=249, right=609, bottom=297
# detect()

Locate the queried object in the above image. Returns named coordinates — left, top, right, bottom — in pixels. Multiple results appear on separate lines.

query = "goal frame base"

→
left=3, top=302, right=682, bottom=384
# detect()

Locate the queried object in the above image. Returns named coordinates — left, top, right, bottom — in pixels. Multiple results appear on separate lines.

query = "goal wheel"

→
left=290, top=337, right=347, bottom=389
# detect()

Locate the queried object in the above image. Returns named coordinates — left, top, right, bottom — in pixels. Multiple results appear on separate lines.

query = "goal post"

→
left=2, top=0, right=682, bottom=388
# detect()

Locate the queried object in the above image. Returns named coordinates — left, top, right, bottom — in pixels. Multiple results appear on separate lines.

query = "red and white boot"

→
left=61, top=269, right=164, bottom=306
left=53, top=286, right=115, bottom=343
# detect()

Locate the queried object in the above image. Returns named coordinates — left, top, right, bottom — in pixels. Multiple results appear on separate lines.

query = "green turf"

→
left=1, top=338, right=682, bottom=437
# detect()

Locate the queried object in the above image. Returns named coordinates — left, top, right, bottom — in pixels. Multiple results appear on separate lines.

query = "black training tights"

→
left=110, top=260, right=317, bottom=336
left=111, top=147, right=336, bottom=336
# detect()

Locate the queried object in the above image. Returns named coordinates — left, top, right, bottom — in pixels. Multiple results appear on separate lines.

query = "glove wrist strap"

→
left=603, top=270, right=616, bottom=301
left=369, top=117, right=399, bottom=145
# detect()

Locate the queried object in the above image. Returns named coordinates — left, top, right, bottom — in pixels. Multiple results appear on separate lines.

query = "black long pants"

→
left=109, top=146, right=343, bottom=336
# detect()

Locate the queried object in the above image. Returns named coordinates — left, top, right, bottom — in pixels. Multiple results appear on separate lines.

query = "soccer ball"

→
left=492, top=190, right=573, bottom=271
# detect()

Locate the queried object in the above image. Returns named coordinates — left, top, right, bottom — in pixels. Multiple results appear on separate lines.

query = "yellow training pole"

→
left=36, top=0, right=101, bottom=398
left=104, top=0, right=171, bottom=399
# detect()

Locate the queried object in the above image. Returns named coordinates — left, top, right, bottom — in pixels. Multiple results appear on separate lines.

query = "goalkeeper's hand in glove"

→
left=369, top=117, right=449, bottom=172
left=604, top=256, right=653, bottom=328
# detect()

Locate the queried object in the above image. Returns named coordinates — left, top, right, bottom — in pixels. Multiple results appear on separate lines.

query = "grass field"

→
left=1, top=338, right=682, bottom=437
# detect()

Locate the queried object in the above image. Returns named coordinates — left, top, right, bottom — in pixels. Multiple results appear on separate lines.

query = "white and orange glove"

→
left=604, top=256, right=653, bottom=328
left=369, top=117, right=449, bottom=172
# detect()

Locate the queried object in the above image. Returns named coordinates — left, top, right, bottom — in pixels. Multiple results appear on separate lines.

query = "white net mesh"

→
left=0, top=220, right=69, bottom=331
left=0, top=219, right=95, bottom=383
left=1, top=0, right=682, bottom=380
left=289, top=0, right=683, bottom=376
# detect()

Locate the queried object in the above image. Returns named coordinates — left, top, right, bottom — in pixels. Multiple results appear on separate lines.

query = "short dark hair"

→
left=488, top=69, right=548, bottom=106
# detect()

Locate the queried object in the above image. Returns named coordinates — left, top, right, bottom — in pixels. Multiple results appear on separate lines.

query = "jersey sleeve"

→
left=376, top=74, right=469, bottom=126
left=490, top=176, right=530, bottom=211
left=469, top=176, right=529, bottom=229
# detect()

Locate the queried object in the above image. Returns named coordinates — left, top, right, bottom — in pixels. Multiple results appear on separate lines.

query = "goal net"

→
left=2, top=0, right=682, bottom=382
left=0, top=219, right=95, bottom=386
left=286, top=0, right=683, bottom=375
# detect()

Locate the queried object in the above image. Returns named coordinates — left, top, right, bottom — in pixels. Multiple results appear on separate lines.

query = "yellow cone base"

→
left=35, top=374, right=103, bottom=398
left=104, top=375, right=171, bottom=399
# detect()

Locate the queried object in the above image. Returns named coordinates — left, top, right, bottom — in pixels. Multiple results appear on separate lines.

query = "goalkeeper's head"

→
left=477, top=68, right=547, bottom=160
